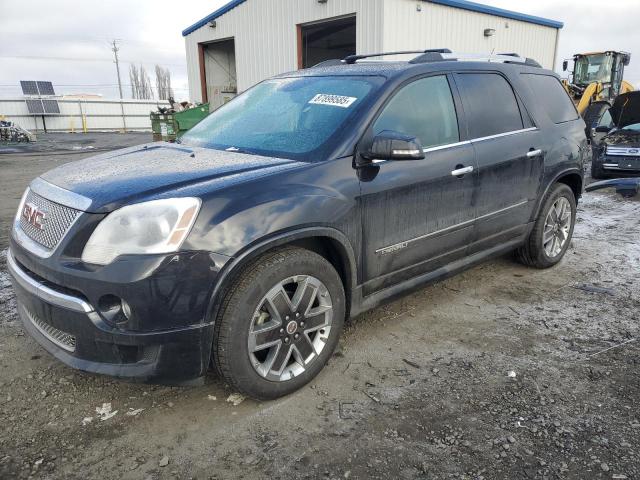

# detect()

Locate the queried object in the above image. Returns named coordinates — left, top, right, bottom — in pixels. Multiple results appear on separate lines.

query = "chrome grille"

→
left=606, top=146, right=640, bottom=157
left=24, top=307, right=76, bottom=352
left=18, top=189, right=81, bottom=250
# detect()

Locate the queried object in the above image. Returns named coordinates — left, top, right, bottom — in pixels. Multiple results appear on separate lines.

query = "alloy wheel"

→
left=247, top=275, right=333, bottom=381
left=543, top=196, right=572, bottom=258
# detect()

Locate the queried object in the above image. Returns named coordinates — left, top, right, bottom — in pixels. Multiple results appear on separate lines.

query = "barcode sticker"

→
left=309, top=93, right=357, bottom=108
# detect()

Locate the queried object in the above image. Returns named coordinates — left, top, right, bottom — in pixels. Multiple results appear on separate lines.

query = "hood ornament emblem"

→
left=22, top=203, right=46, bottom=230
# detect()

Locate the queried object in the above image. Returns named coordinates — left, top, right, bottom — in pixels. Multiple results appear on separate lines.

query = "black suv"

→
left=8, top=51, right=587, bottom=399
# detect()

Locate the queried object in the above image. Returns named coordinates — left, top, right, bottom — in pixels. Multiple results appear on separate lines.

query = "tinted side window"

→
left=373, top=75, right=459, bottom=149
left=523, top=74, right=579, bottom=124
left=456, top=73, right=524, bottom=138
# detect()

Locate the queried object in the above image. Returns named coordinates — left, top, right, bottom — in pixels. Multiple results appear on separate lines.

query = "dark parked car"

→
left=8, top=51, right=587, bottom=400
left=591, top=91, right=640, bottom=179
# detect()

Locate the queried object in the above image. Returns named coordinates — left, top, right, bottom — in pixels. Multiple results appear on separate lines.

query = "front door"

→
left=358, top=75, right=477, bottom=295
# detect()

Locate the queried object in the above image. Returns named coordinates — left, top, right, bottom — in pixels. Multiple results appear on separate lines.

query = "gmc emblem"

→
left=22, top=203, right=46, bottom=230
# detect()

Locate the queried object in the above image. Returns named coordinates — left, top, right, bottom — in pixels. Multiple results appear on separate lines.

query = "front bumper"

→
left=7, top=247, right=225, bottom=383
left=595, top=154, right=640, bottom=175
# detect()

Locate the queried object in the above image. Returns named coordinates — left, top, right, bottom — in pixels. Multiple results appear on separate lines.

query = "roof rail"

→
left=343, top=49, right=452, bottom=64
left=312, top=59, right=344, bottom=68
left=316, top=50, right=542, bottom=68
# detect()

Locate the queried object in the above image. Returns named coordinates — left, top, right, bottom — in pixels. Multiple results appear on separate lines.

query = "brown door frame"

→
left=296, top=24, right=303, bottom=70
left=198, top=43, right=208, bottom=102
left=296, top=14, right=356, bottom=70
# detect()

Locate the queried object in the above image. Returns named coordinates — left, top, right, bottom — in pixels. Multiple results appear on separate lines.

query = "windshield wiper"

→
left=225, top=146, right=257, bottom=154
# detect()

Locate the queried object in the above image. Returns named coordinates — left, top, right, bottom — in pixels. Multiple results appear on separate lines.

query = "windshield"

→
left=574, top=54, right=613, bottom=85
left=180, top=76, right=382, bottom=160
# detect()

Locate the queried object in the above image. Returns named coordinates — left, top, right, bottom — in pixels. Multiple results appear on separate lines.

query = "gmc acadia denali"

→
left=8, top=51, right=587, bottom=399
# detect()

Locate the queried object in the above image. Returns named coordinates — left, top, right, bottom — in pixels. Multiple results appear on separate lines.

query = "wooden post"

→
left=198, top=43, right=208, bottom=102
left=296, top=24, right=304, bottom=69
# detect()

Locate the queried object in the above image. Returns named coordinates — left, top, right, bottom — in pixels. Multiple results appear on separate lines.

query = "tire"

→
left=212, top=246, right=345, bottom=400
left=516, top=183, right=576, bottom=269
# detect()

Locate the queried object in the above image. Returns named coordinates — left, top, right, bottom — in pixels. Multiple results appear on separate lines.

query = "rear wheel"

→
left=516, top=183, right=576, bottom=269
left=213, top=247, right=345, bottom=400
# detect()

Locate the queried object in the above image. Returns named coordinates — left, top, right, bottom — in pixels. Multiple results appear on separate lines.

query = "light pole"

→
left=111, top=39, right=127, bottom=133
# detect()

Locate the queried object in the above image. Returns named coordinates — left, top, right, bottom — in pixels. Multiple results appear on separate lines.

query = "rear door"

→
left=454, top=72, right=544, bottom=253
left=358, top=74, right=477, bottom=295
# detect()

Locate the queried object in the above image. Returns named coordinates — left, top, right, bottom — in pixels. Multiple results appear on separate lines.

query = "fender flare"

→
left=204, top=226, right=358, bottom=329
left=532, top=168, right=583, bottom=220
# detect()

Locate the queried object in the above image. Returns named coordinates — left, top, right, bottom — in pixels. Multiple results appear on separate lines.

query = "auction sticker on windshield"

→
left=309, top=93, right=357, bottom=108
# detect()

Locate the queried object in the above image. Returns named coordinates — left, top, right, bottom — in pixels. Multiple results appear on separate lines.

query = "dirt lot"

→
left=0, top=135, right=639, bottom=480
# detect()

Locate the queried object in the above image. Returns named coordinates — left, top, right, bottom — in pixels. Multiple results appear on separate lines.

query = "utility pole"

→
left=110, top=39, right=127, bottom=132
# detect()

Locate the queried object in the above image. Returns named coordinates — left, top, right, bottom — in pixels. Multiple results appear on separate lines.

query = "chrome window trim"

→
left=418, top=127, right=538, bottom=154
left=6, top=249, right=94, bottom=313
left=469, top=127, right=538, bottom=144
left=30, top=177, right=92, bottom=211
left=422, top=140, right=471, bottom=153
left=375, top=200, right=528, bottom=254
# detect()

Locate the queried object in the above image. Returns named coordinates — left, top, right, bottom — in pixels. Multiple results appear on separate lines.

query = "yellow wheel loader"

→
left=562, top=51, right=634, bottom=130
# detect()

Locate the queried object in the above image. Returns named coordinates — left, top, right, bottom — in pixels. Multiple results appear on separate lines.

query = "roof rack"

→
left=343, top=49, right=452, bottom=64
left=313, top=50, right=542, bottom=68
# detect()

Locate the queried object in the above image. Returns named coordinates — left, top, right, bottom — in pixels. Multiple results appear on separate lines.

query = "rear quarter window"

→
left=523, top=74, right=579, bottom=124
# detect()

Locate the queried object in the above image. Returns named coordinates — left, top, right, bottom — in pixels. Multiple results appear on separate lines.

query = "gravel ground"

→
left=0, top=139, right=638, bottom=479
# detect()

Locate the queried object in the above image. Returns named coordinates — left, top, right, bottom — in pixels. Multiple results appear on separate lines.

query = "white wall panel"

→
left=184, top=0, right=560, bottom=102
left=184, top=0, right=385, bottom=102
left=382, top=0, right=558, bottom=68
left=0, top=98, right=169, bottom=132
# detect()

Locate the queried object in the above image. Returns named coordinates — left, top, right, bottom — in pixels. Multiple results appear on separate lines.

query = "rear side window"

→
left=373, top=75, right=459, bottom=149
left=523, top=74, right=579, bottom=124
left=456, top=73, right=524, bottom=138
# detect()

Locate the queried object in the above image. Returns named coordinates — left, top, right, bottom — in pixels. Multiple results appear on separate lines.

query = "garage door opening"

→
left=298, top=16, right=356, bottom=69
left=199, top=38, right=237, bottom=109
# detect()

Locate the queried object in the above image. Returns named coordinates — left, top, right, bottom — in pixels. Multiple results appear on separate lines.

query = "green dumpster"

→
left=150, top=103, right=209, bottom=142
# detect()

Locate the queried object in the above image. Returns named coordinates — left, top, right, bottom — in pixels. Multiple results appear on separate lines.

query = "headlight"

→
left=82, top=197, right=201, bottom=265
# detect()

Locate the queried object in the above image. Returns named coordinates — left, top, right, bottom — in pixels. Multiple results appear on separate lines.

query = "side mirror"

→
left=594, top=125, right=611, bottom=133
left=362, top=130, right=425, bottom=162
left=562, top=60, right=568, bottom=72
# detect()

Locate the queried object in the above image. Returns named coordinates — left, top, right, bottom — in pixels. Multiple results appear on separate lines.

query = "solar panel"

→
left=26, top=99, right=45, bottom=114
left=37, top=81, right=55, bottom=96
left=42, top=99, right=60, bottom=114
left=20, top=81, right=39, bottom=95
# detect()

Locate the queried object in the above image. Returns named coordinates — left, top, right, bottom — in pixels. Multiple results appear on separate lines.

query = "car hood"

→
left=602, top=129, right=640, bottom=148
left=39, top=143, right=302, bottom=212
left=610, top=91, right=640, bottom=129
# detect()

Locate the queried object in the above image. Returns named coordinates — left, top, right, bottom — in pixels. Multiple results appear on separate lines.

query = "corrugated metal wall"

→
left=383, top=0, right=558, bottom=68
left=184, top=0, right=559, bottom=102
left=0, top=98, right=168, bottom=132
left=184, top=0, right=385, bottom=102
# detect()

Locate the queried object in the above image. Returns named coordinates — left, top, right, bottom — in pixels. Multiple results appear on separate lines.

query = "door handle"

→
left=527, top=149, right=543, bottom=158
left=451, top=165, right=474, bottom=177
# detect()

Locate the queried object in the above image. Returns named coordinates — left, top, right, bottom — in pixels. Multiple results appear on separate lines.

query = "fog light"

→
left=98, top=294, right=129, bottom=327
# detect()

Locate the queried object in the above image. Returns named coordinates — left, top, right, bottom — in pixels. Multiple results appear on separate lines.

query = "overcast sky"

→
left=1, top=0, right=639, bottom=100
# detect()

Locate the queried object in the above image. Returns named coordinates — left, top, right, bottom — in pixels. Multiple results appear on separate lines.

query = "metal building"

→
left=183, top=0, right=563, bottom=107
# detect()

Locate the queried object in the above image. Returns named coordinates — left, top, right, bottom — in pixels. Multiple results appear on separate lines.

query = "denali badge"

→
left=22, top=203, right=46, bottom=230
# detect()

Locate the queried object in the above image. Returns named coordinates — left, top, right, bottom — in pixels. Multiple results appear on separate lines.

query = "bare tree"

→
left=129, top=64, right=154, bottom=99
left=155, top=65, right=174, bottom=100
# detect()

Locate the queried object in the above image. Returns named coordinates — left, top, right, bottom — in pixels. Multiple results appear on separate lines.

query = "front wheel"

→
left=212, top=247, right=345, bottom=400
left=516, top=183, right=576, bottom=269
